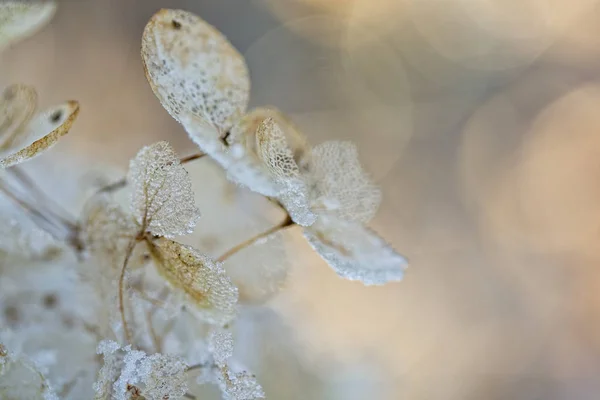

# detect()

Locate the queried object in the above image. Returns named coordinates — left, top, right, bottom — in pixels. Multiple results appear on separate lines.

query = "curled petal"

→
left=149, top=238, right=238, bottom=326
left=0, top=1, right=56, bottom=51
left=303, top=215, right=407, bottom=285
left=128, top=141, right=200, bottom=238
left=142, top=8, right=250, bottom=142
left=310, top=141, right=381, bottom=223
left=0, top=101, right=79, bottom=168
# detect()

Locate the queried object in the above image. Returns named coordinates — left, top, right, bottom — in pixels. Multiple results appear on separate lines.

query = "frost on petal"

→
left=0, top=1, right=57, bottom=51
left=0, top=101, right=80, bottom=168
left=218, top=365, right=265, bottom=400
left=0, top=84, right=38, bottom=149
left=149, top=238, right=238, bottom=326
left=303, top=215, right=407, bottom=285
left=128, top=141, right=200, bottom=238
left=142, top=8, right=250, bottom=141
left=223, top=229, right=291, bottom=304
left=140, top=353, right=188, bottom=400
left=256, top=118, right=316, bottom=226
left=310, top=141, right=381, bottom=223
left=0, top=343, right=58, bottom=400
left=208, top=328, right=233, bottom=368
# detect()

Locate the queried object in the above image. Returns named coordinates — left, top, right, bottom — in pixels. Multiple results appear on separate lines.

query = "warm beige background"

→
left=3, top=0, right=600, bottom=398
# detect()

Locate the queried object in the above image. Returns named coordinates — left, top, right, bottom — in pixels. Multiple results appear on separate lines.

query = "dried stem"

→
left=217, top=214, right=295, bottom=262
left=97, top=151, right=206, bottom=194
left=118, top=239, right=138, bottom=345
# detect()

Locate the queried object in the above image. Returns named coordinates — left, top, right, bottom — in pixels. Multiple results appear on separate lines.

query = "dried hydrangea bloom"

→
left=149, top=238, right=238, bottom=326
left=94, top=340, right=188, bottom=400
left=0, top=343, right=58, bottom=400
left=128, top=141, right=200, bottom=238
left=309, top=141, right=381, bottom=223
left=0, top=1, right=56, bottom=52
left=217, top=364, right=265, bottom=400
left=141, top=8, right=249, bottom=141
left=0, top=100, right=80, bottom=168
left=0, top=84, right=38, bottom=149
left=303, top=215, right=407, bottom=285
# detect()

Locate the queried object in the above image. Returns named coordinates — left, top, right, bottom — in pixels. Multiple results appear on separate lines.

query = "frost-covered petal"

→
left=310, top=141, right=381, bottom=223
left=0, top=343, right=58, bottom=400
left=218, top=365, right=265, bottom=400
left=255, top=117, right=316, bottom=226
left=128, top=141, right=200, bottom=238
left=0, top=1, right=56, bottom=52
left=142, top=8, right=250, bottom=141
left=0, top=101, right=80, bottom=168
left=208, top=328, right=233, bottom=368
left=0, top=84, right=38, bottom=149
left=149, top=238, right=238, bottom=326
left=303, top=215, right=407, bottom=285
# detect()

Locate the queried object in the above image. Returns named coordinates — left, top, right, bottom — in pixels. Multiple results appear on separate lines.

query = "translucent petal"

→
left=141, top=8, right=250, bottom=140
left=149, top=238, right=238, bottom=326
left=128, top=141, right=200, bottom=238
left=303, top=215, right=407, bottom=285
left=0, top=84, right=38, bottom=149
left=0, top=344, right=58, bottom=400
left=218, top=365, right=265, bottom=400
left=0, top=101, right=80, bottom=168
left=0, top=213, right=60, bottom=260
left=0, top=1, right=56, bottom=51
left=310, top=141, right=381, bottom=223
left=208, top=328, right=233, bottom=368
left=256, top=118, right=316, bottom=226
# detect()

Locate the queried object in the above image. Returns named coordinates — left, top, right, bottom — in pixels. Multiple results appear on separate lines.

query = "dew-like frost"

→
left=0, top=100, right=80, bottom=168
left=303, top=215, right=407, bottom=285
left=128, top=141, right=200, bottom=238
left=149, top=238, right=238, bottom=326
left=0, top=1, right=57, bottom=52
left=309, top=141, right=381, bottom=223
left=218, top=365, right=265, bottom=400
left=208, top=328, right=233, bottom=368
left=141, top=8, right=250, bottom=140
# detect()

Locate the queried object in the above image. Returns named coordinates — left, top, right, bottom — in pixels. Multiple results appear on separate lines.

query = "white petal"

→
left=0, top=1, right=56, bottom=51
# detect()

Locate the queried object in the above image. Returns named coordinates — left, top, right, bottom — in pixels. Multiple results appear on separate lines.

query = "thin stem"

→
left=217, top=214, right=295, bottom=262
left=186, top=361, right=214, bottom=372
left=183, top=393, right=197, bottom=400
left=97, top=152, right=206, bottom=195
left=118, top=239, right=137, bottom=345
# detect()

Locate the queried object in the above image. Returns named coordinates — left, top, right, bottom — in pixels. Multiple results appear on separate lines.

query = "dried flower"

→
left=0, top=1, right=57, bottom=52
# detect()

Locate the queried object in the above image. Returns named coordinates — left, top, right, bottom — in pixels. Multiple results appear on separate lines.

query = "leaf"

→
left=128, top=141, right=200, bottom=238
left=0, top=100, right=80, bottom=168
left=149, top=238, right=238, bottom=326
left=0, top=84, right=38, bottom=149
left=303, top=215, right=407, bottom=285
left=309, top=141, right=381, bottom=223
left=256, top=117, right=316, bottom=226
left=0, top=1, right=57, bottom=52
left=141, top=8, right=250, bottom=142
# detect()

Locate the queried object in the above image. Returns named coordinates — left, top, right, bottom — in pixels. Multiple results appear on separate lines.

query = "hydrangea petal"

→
left=0, top=84, right=38, bottom=149
left=0, top=1, right=56, bottom=52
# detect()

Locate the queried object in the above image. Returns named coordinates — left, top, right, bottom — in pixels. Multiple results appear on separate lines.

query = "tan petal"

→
left=0, top=84, right=38, bottom=149
left=149, top=238, right=238, bottom=326
left=141, top=8, right=250, bottom=142
left=303, top=215, right=407, bottom=285
left=127, top=141, right=200, bottom=238
left=310, top=140, right=381, bottom=223
left=0, top=1, right=56, bottom=51
left=0, top=100, right=79, bottom=168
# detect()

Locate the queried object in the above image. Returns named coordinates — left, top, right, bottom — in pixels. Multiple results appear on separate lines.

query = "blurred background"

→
left=3, top=0, right=600, bottom=398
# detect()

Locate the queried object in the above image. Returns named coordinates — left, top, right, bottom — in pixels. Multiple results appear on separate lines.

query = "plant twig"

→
left=118, top=239, right=138, bottom=345
left=217, top=214, right=295, bottom=262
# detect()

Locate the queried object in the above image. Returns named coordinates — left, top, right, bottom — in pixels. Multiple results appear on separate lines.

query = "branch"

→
left=118, top=239, right=138, bottom=345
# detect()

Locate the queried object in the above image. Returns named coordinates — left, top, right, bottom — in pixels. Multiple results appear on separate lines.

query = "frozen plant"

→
left=0, top=3, right=409, bottom=399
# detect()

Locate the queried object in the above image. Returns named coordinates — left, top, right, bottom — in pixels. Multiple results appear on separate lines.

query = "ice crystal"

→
left=128, top=141, right=200, bottom=238
left=0, top=97, right=80, bottom=168
left=217, top=365, right=265, bottom=400
left=141, top=9, right=250, bottom=139
left=0, top=343, right=58, bottom=400
left=0, top=1, right=56, bottom=52
left=303, top=215, right=407, bottom=285
left=149, top=238, right=238, bottom=326
left=208, top=329, right=233, bottom=368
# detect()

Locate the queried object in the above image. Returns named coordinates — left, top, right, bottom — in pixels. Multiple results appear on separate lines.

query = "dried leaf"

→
left=309, top=141, right=381, bottom=223
left=256, top=117, right=316, bottom=226
left=128, top=141, right=200, bottom=238
left=303, top=215, right=407, bottom=285
left=0, top=84, right=38, bottom=149
left=0, top=100, right=80, bottom=168
left=142, top=8, right=250, bottom=142
left=149, top=238, right=238, bottom=326
left=0, top=1, right=57, bottom=52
